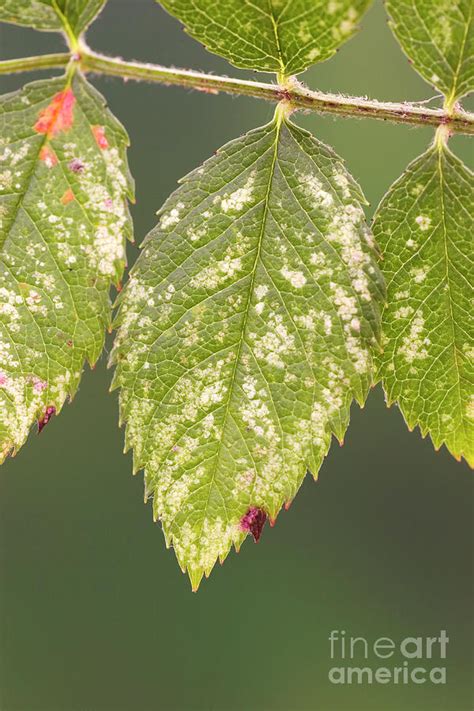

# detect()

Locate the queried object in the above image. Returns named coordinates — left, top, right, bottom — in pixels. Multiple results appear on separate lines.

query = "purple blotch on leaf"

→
left=38, top=406, right=56, bottom=433
left=240, top=507, right=267, bottom=542
left=68, top=158, right=84, bottom=173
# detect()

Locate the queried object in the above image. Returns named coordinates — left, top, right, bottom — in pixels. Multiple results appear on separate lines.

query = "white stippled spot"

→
left=398, top=312, right=429, bottom=363
left=302, top=174, right=334, bottom=208
left=220, top=174, right=255, bottom=213
left=250, top=313, right=295, bottom=369
left=411, top=266, right=428, bottom=283
left=394, top=305, right=414, bottom=319
left=280, top=268, right=306, bottom=289
left=415, top=215, right=431, bottom=231
left=160, top=202, right=185, bottom=229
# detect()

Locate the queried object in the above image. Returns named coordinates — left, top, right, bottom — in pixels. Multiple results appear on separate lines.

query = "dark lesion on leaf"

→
left=68, top=158, right=85, bottom=173
left=240, top=507, right=267, bottom=542
left=38, top=406, right=56, bottom=433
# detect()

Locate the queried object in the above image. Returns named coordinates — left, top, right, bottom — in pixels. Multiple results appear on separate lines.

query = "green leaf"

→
left=373, top=139, right=473, bottom=467
left=386, top=0, right=474, bottom=107
left=0, top=72, right=133, bottom=463
left=158, top=0, right=373, bottom=76
left=0, top=0, right=106, bottom=37
left=111, top=111, right=384, bottom=589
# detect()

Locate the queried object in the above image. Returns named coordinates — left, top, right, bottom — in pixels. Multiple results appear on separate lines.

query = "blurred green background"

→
left=0, top=1, right=473, bottom=709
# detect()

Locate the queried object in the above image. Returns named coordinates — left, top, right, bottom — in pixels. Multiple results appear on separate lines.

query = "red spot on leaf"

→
left=61, top=188, right=75, bottom=205
left=240, top=507, right=267, bottom=542
left=92, top=125, right=109, bottom=149
left=39, top=145, right=58, bottom=167
left=34, top=89, right=75, bottom=137
left=38, top=406, right=56, bottom=433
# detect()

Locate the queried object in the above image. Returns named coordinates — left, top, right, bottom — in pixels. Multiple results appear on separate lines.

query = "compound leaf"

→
left=0, top=0, right=106, bottom=36
left=0, top=73, right=133, bottom=463
left=158, top=0, right=373, bottom=76
left=374, top=141, right=473, bottom=466
left=112, top=112, right=384, bottom=589
left=386, top=0, right=474, bottom=107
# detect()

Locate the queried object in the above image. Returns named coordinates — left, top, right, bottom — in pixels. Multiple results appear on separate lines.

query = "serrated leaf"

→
left=386, top=0, right=474, bottom=106
left=373, top=141, right=473, bottom=466
left=0, top=72, right=133, bottom=462
left=0, top=0, right=106, bottom=36
left=158, top=0, right=373, bottom=76
left=111, top=112, right=384, bottom=589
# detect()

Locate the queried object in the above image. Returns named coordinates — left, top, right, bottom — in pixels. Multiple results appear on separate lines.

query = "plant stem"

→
left=1, top=49, right=473, bottom=136
left=71, top=49, right=474, bottom=137
left=0, top=53, right=70, bottom=75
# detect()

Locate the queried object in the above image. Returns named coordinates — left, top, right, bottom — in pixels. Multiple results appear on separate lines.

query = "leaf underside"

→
left=386, top=0, right=474, bottom=104
left=158, top=0, right=373, bottom=75
left=374, top=144, right=474, bottom=467
left=0, top=0, right=107, bottom=35
left=112, top=115, right=384, bottom=589
left=0, top=73, right=133, bottom=462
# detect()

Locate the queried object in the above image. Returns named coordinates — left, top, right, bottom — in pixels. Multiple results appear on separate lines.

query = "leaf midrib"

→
left=265, top=0, right=286, bottom=75
left=194, top=118, right=283, bottom=540
left=447, top=0, right=473, bottom=105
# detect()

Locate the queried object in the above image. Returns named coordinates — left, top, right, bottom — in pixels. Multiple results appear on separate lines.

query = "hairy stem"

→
left=0, top=53, right=70, bottom=75
left=1, top=49, right=473, bottom=136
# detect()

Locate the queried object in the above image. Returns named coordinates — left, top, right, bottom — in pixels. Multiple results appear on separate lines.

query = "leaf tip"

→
left=38, top=406, right=56, bottom=433
left=240, top=507, right=267, bottom=542
left=188, top=567, right=204, bottom=592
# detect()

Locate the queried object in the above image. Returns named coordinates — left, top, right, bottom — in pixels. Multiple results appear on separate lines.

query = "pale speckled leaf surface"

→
left=0, top=72, right=133, bottom=462
left=374, top=143, right=473, bottom=466
left=111, top=115, right=384, bottom=589
left=386, top=0, right=474, bottom=105
left=0, top=0, right=106, bottom=35
left=158, top=0, right=373, bottom=75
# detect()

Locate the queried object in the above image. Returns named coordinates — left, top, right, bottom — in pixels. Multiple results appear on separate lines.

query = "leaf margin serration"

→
left=385, top=0, right=474, bottom=106
left=111, top=110, right=384, bottom=590
left=0, top=69, right=134, bottom=463
left=373, top=136, right=473, bottom=467
left=0, top=0, right=107, bottom=36
left=157, top=0, right=374, bottom=77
